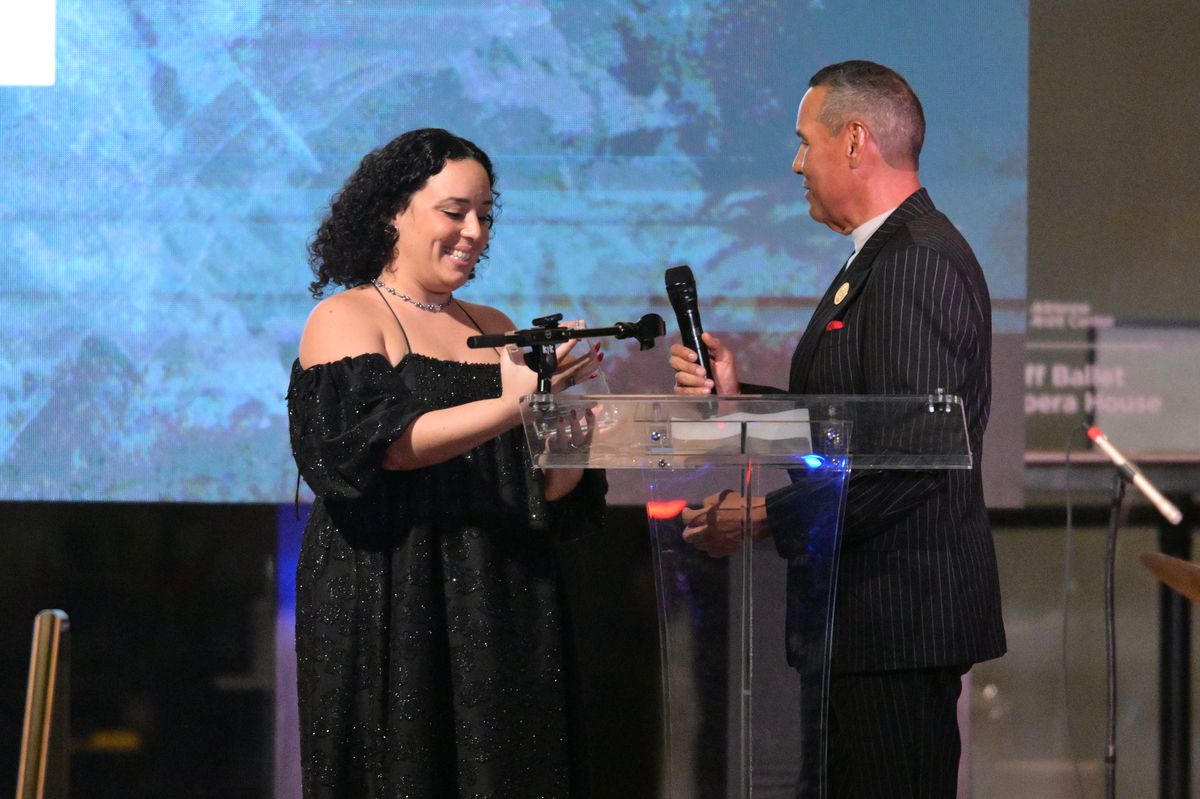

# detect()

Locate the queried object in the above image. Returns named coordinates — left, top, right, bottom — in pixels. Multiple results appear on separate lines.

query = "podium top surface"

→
left=521, top=393, right=973, bottom=471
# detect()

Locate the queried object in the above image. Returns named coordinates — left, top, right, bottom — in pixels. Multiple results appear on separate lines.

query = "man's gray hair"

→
left=809, top=60, right=925, bottom=170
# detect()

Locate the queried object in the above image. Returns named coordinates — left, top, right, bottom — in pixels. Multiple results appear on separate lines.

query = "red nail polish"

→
left=598, top=352, right=604, bottom=362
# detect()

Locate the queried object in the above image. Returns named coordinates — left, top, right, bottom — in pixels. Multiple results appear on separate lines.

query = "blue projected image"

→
left=0, top=1, right=1027, bottom=501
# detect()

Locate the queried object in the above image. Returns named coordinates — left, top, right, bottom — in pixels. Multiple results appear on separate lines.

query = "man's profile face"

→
left=792, top=86, right=851, bottom=234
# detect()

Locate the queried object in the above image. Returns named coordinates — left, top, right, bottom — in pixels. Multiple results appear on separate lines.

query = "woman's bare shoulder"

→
left=455, top=298, right=516, bottom=334
left=298, top=287, right=390, bottom=368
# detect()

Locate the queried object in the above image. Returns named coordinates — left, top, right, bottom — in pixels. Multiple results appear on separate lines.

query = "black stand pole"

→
left=1158, top=494, right=1194, bottom=799
left=1104, top=471, right=1127, bottom=799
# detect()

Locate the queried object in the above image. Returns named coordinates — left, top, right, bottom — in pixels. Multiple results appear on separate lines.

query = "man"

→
left=669, top=60, right=1006, bottom=797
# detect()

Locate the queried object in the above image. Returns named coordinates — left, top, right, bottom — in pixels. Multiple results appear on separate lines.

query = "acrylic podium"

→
left=521, top=393, right=973, bottom=798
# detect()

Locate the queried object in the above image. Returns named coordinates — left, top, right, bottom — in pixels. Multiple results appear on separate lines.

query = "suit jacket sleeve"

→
left=738, top=382, right=785, bottom=394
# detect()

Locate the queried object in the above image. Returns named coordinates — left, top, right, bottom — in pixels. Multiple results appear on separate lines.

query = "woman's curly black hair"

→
left=307, top=128, right=499, bottom=298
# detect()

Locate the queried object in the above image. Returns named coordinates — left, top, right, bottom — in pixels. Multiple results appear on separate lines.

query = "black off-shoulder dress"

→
left=287, top=352, right=604, bottom=798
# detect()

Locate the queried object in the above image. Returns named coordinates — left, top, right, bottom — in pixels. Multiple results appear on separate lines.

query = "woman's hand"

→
left=546, top=407, right=596, bottom=456
left=541, top=406, right=596, bottom=500
left=550, top=337, right=602, bottom=393
left=498, top=329, right=603, bottom=405
left=499, top=340, right=539, bottom=406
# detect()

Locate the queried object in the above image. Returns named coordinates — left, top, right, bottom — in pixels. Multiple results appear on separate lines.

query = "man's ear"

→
left=846, top=120, right=868, bottom=167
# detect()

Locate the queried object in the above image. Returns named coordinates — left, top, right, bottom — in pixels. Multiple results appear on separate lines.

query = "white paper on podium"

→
left=669, top=407, right=813, bottom=456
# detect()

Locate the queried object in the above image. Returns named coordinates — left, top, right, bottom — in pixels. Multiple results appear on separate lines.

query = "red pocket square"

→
left=824, top=320, right=845, bottom=332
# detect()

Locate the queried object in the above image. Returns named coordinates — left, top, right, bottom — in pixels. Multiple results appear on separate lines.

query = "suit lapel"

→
left=788, top=189, right=934, bottom=392
left=788, top=265, right=848, bottom=391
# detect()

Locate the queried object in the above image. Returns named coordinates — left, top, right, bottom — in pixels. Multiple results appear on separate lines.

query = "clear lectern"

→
left=521, top=393, right=972, bottom=798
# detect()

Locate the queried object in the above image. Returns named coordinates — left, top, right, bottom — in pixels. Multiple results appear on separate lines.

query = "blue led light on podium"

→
left=801, top=454, right=826, bottom=470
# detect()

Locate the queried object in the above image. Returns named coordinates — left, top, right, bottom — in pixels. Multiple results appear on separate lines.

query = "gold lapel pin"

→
left=834, top=281, right=850, bottom=305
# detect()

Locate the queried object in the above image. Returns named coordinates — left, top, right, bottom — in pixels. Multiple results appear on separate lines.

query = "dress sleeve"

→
left=286, top=356, right=429, bottom=501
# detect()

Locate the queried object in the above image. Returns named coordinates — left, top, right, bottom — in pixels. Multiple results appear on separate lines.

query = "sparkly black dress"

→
left=286, top=352, right=605, bottom=798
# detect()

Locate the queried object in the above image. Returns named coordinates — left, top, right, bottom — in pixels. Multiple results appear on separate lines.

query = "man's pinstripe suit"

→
left=746, top=188, right=1006, bottom=794
left=757, top=187, right=1006, bottom=673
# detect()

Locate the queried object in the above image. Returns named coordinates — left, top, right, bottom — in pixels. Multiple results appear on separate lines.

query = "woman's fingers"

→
left=581, top=408, right=596, bottom=445
left=553, top=343, right=602, bottom=392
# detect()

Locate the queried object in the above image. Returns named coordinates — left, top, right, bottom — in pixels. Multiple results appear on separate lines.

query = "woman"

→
left=287, top=128, right=604, bottom=797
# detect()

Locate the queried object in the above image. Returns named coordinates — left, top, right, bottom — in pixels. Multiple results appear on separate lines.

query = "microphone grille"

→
left=665, top=264, right=695, bottom=287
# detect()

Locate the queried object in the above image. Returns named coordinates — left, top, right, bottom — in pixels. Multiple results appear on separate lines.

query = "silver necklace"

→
left=371, top=278, right=452, bottom=313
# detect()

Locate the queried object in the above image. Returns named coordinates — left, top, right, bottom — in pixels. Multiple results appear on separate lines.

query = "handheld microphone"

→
left=665, top=264, right=713, bottom=390
left=1087, top=426, right=1183, bottom=524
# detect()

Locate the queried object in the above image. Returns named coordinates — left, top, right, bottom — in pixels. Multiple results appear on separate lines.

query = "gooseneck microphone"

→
left=1087, top=426, right=1183, bottom=524
left=665, top=264, right=713, bottom=390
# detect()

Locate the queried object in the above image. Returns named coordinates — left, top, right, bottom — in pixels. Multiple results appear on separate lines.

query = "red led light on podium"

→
left=646, top=499, right=688, bottom=520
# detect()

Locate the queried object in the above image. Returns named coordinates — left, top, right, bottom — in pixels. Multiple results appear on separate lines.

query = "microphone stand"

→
left=1103, top=470, right=1126, bottom=799
left=1086, top=424, right=1183, bottom=799
left=466, top=311, right=665, bottom=410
